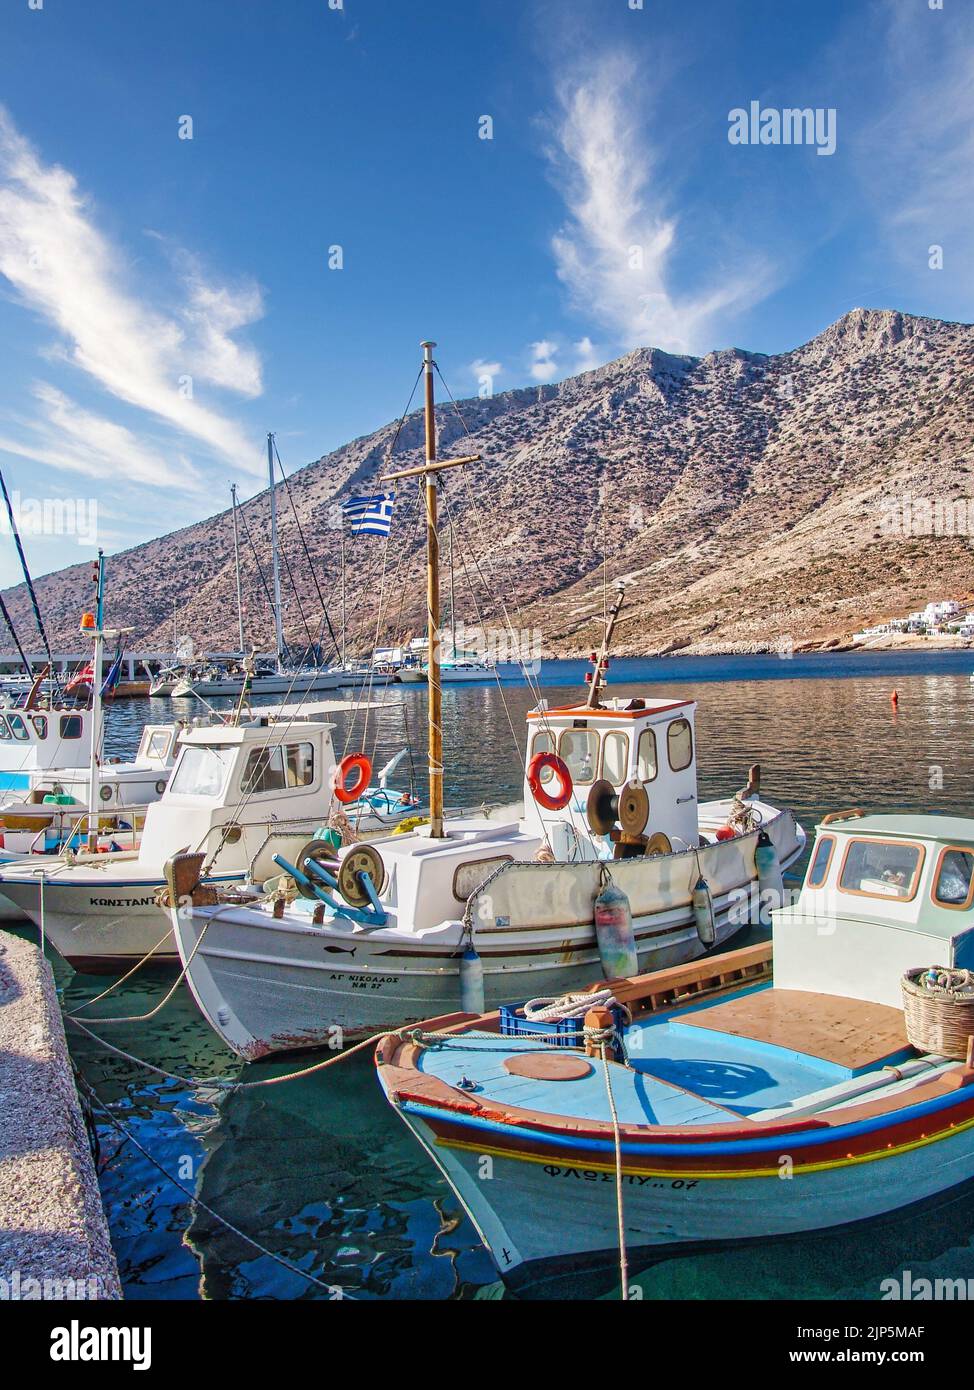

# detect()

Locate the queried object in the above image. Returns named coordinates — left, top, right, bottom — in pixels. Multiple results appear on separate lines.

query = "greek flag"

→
left=341, top=491, right=395, bottom=537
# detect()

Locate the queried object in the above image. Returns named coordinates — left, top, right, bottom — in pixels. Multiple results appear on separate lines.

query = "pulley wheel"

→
left=618, top=783, right=650, bottom=836
left=644, top=831, right=672, bottom=857
left=586, top=779, right=619, bottom=835
left=295, top=838, right=338, bottom=901
left=338, top=843, right=387, bottom=906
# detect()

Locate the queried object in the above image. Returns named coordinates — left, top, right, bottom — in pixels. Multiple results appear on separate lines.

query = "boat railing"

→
left=25, top=804, right=148, bottom=855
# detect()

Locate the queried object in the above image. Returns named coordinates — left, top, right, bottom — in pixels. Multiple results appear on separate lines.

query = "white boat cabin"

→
left=774, top=813, right=974, bottom=1008
left=137, top=716, right=340, bottom=875
left=0, top=715, right=178, bottom=806
left=523, top=696, right=699, bottom=857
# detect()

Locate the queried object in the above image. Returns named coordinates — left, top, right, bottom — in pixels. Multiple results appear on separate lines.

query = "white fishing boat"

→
left=165, top=342, right=805, bottom=1059
left=0, top=698, right=420, bottom=970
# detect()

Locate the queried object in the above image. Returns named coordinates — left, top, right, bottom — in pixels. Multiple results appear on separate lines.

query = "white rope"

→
left=521, top=988, right=621, bottom=1022
left=598, top=1040, right=630, bottom=1302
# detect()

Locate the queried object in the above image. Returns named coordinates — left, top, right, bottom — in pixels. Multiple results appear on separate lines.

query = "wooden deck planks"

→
left=678, top=988, right=909, bottom=1070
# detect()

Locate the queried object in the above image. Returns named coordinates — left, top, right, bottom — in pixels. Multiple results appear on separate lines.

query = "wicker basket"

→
left=902, top=967, right=974, bottom=1060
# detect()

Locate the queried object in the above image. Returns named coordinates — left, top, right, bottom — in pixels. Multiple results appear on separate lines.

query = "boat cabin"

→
left=523, top=697, right=699, bottom=856
left=774, top=813, right=974, bottom=1008
left=0, top=707, right=95, bottom=789
left=138, top=717, right=339, bottom=870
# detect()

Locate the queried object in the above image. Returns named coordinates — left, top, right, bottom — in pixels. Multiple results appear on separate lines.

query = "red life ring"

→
left=331, top=753, right=372, bottom=804
left=527, top=752, right=573, bottom=811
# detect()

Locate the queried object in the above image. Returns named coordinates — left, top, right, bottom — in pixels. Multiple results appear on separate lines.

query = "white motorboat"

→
left=165, top=342, right=806, bottom=1058
left=0, top=698, right=420, bottom=970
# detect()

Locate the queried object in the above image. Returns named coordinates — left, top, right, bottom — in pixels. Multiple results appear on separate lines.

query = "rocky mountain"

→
left=2, top=307, right=973, bottom=660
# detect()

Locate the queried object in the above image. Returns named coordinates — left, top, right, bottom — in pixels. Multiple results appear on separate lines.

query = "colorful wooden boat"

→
left=375, top=813, right=974, bottom=1292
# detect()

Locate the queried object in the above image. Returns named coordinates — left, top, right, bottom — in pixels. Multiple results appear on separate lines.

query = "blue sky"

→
left=0, top=0, right=969, bottom=585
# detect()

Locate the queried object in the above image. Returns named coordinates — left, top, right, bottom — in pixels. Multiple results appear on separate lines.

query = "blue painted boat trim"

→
left=398, top=1079, right=974, bottom=1157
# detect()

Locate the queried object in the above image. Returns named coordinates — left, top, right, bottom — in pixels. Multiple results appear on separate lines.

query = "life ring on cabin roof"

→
left=331, top=753, right=372, bottom=805
left=527, top=752, right=573, bottom=811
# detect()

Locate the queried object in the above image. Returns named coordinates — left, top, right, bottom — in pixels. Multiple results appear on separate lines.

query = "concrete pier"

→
left=0, top=931, right=120, bottom=1300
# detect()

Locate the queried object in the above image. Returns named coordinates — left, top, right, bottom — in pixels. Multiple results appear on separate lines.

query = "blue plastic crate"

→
left=499, top=1004, right=619, bottom=1047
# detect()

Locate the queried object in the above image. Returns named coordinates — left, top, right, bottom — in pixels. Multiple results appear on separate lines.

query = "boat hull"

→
left=173, top=886, right=758, bottom=1058
left=393, top=1104, right=974, bottom=1288
left=0, top=871, right=241, bottom=970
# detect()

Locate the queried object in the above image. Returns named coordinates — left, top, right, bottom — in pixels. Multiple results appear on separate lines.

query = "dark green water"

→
left=35, top=651, right=974, bottom=1299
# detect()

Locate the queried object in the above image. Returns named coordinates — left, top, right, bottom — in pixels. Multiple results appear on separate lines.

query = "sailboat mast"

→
left=422, top=341, right=444, bottom=837
left=230, top=483, right=245, bottom=655
left=381, top=343, right=481, bottom=841
left=86, top=551, right=105, bottom=852
left=340, top=523, right=347, bottom=668
left=267, top=432, right=285, bottom=671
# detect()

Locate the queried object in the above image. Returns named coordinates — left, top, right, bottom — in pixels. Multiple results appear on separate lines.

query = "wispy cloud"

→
left=854, top=2, right=974, bottom=288
left=0, top=383, right=199, bottom=491
left=0, top=105, right=264, bottom=474
left=545, top=50, right=771, bottom=355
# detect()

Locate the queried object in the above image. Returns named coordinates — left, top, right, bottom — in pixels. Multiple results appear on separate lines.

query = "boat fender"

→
left=715, top=825, right=735, bottom=841
left=692, top=875, right=716, bottom=947
left=755, top=829, right=784, bottom=924
left=331, top=753, right=372, bottom=805
left=527, top=752, right=573, bottom=811
left=593, top=875, right=638, bottom=980
left=459, top=944, right=486, bottom=1014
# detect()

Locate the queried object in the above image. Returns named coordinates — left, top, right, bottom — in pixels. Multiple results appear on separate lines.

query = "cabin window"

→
left=169, top=745, right=235, bottom=798
left=0, top=716, right=10, bottom=741
left=30, top=715, right=47, bottom=739
left=933, top=848, right=974, bottom=910
left=453, top=855, right=514, bottom=902
left=667, top=718, right=693, bottom=772
left=806, top=835, right=835, bottom=888
left=530, top=730, right=555, bottom=781
left=557, top=728, right=599, bottom=785
left=601, top=731, right=630, bottom=786
left=144, top=730, right=172, bottom=761
left=241, top=742, right=315, bottom=795
left=838, top=839, right=924, bottom=901
left=7, top=713, right=28, bottom=742
left=58, top=715, right=83, bottom=740
left=636, top=729, right=658, bottom=782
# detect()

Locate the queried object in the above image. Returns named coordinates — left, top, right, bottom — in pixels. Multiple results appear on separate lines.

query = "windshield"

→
left=168, top=745, right=235, bottom=798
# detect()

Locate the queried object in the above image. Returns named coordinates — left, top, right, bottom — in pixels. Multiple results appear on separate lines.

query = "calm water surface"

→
left=39, top=652, right=974, bottom=1299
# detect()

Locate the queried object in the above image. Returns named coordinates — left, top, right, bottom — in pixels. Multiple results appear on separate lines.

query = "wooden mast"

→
left=382, top=342, right=481, bottom=839
left=422, top=343, right=442, bottom=835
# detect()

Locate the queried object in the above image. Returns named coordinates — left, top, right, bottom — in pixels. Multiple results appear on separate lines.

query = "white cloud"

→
left=854, top=4, right=974, bottom=286
left=0, top=383, right=200, bottom=491
left=469, top=357, right=502, bottom=382
left=545, top=51, right=770, bottom=354
left=0, top=106, right=264, bottom=474
left=572, top=336, right=602, bottom=372
left=529, top=339, right=559, bottom=381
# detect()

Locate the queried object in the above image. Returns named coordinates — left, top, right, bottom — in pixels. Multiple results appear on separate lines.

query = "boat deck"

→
left=415, top=984, right=915, bottom=1126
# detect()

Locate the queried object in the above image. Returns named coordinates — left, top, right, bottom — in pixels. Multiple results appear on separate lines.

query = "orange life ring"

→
left=331, top=753, right=372, bottom=804
left=527, top=752, right=573, bottom=811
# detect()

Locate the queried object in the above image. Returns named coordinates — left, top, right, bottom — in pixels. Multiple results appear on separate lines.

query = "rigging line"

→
left=0, top=589, right=34, bottom=676
left=276, top=528, right=317, bottom=657
left=78, top=1079, right=353, bottom=1296
left=272, top=439, right=342, bottom=663
left=0, top=468, right=60, bottom=690
left=237, top=491, right=278, bottom=626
